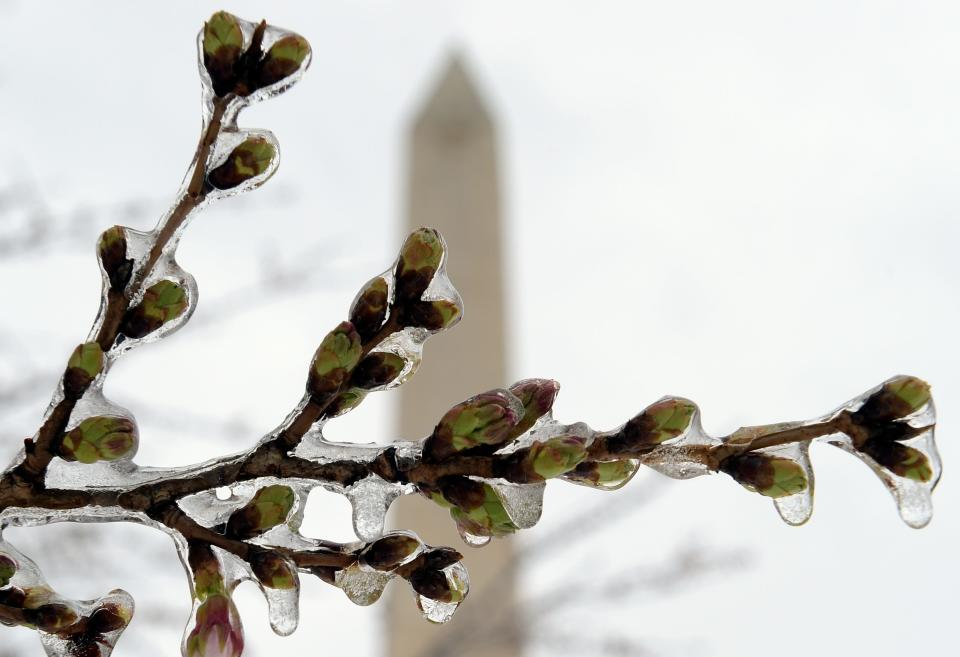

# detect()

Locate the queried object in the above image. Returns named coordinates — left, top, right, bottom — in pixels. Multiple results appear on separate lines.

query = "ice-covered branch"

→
left=0, top=10, right=942, bottom=657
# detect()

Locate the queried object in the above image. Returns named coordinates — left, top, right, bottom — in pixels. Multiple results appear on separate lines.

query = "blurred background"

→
left=1, top=1, right=958, bottom=656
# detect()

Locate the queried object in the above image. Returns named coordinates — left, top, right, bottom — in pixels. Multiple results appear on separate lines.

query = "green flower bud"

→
left=120, top=280, right=189, bottom=339
left=97, top=226, right=133, bottom=291
left=226, top=485, right=295, bottom=539
left=0, top=555, right=16, bottom=588
left=361, top=533, right=422, bottom=571
left=249, top=551, right=297, bottom=590
left=63, top=342, right=104, bottom=398
left=255, top=34, right=311, bottom=88
left=350, top=352, right=406, bottom=390
left=394, top=228, right=444, bottom=302
left=307, top=321, right=363, bottom=399
left=526, top=436, right=588, bottom=480
left=349, top=276, right=389, bottom=342
left=508, top=379, right=560, bottom=437
left=203, top=11, right=244, bottom=97
left=855, top=376, right=932, bottom=425
left=400, top=299, right=462, bottom=331
left=860, top=440, right=933, bottom=482
left=608, top=397, right=696, bottom=454
left=447, top=483, right=517, bottom=538
left=563, top=459, right=639, bottom=489
left=59, top=416, right=137, bottom=464
left=720, top=454, right=808, bottom=498
left=424, top=390, right=520, bottom=462
left=325, top=388, right=368, bottom=417
left=189, top=545, right=225, bottom=601
left=207, top=137, right=276, bottom=190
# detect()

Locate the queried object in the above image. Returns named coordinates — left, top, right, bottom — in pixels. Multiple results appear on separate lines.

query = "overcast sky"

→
left=1, top=2, right=958, bottom=657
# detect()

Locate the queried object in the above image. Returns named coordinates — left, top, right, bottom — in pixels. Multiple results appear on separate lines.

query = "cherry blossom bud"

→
left=307, top=322, right=362, bottom=399
left=255, top=35, right=310, bottom=88
left=59, top=417, right=137, bottom=464
left=350, top=352, right=406, bottom=390
left=525, top=436, right=588, bottom=480
left=226, top=485, right=295, bottom=539
left=249, top=551, right=297, bottom=590
left=207, top=137, right=276, bottom=190
left=202, top=11, right=244, bottom=97
left=185, top=594, right=244, bottom=657
left=361, top=533, right=422, bottom=571
left=349, top=276, right=389, bottom=342
left=97, top=226, right=132, bottom=291
left=120, top=280, right=188, bottom=339
left=607, top=397, right=696, bottom=454
left=0, top=555, right=16, bottom=588
left=394, top=228, right=444, bottom=303
left=63, top=342, right=104, bottom=398
left=424, top=390, right=520, bottom=462
left=854, top=376, right=932, bottom=425
left=507, top=378, right=559, bottom=437
left=720, top=454, right=808, bottom=498
left=860, top=440, right=933, bottom=482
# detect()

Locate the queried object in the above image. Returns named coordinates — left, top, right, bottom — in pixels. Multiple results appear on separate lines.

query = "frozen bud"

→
left=255, top=34, right=311, bottom=88
left=401, top=300, right=462, bottom=331
left=97, top=226, right=133, bottom=291
left=325, top=388, right=367, bottom=417
left=854, top=376, right=932, bottom=425
left=249, top=551, right=297, bottom=590
left=448, top=484, right=518, bottom=538
left=409, top=569, right=451, bottom=602
left=436, top=477, right=486, bottom=510
left=120, top=280, right=188, bottom=339
left=27, top=603, right=79, bottom=633
left=608, top=398, right=696, bottom=454
left=60, top=416, right=137, bottom=464
left=226, top=484, right=295, bottom=539
left=720, top=454, right=808, bottom=498
left=349, top=276, right=389, bottom=342
left=508, top=379, right=560, bottom=437
left=0, top=555, right=15, bottom=588
left=87, top=603, right=133, bottom=635
left=525, top=436, right=588, bottom=480
left=361, top=534, right=422, bottom=571
left=203, top=11, right=244, bottom=97
left=307, top=321, right=362, bottom=399
left=394, top=228, right=444, bottom=302
left=421, top=548, right=463, bottom=571
left=190, top=547, right=225, bottom=600
left=425, top=390, right=520, bottom=462
left=185, top=594, right=244, bottom=657
left=207, top=137, right=276, bottom=190
left=63, top=342, right=104, bottom=398
left=564, top=459, right=639, bottom=489
left=860, top=440, right=933, bottom=482
left=350, top=352, right=406, bottom=390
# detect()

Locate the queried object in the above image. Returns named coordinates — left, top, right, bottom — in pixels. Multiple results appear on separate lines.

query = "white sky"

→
left=1, top=2, right=958, bottom=656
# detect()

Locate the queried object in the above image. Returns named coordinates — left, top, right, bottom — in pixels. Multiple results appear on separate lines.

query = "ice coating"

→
left=334, top=563, right=392, bottom=606
left=346, top=476, right=413, bottom=542
left=489, top=480, right=545, bottom=530
left=641, top=403, right=719, bottom=480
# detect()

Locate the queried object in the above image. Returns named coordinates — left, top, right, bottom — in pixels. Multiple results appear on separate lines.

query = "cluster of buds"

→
left=847, top=376, right=934, bottom=482
left=202, top=11, right=310, bottom=99
left=305, top=228, right=462, bottom=417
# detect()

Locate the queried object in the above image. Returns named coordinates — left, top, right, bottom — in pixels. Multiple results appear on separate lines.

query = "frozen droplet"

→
left=215, top=487, right=232, bottom=501
left=346, top=476, right=412, bottom=541
left=263, top=582, right=299, bottom=636
left=489, top=481, right=544, bottom=530
left=457, top=527, right=492, bottom=548
left=334, top=563, right=392, bottom=606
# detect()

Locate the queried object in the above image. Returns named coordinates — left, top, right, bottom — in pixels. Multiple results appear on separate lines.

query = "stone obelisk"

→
left=387, top=56, right=520, bottom=657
